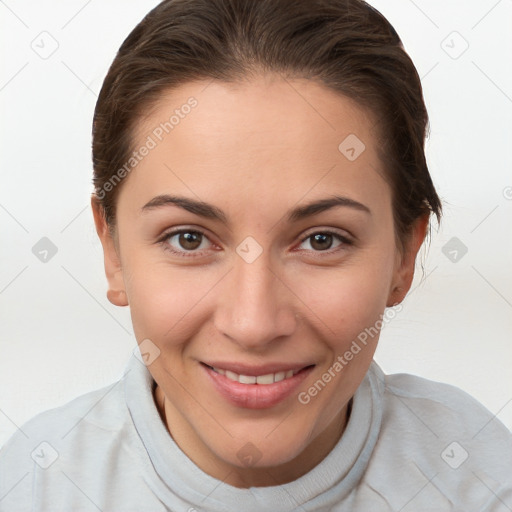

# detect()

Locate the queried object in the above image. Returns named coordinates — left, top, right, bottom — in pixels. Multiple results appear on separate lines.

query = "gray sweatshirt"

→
left=1, top=354, right=511, bottom=511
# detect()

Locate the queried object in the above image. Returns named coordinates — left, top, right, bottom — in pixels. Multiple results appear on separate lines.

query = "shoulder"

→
left=378, top=368, right=512, bottom=461
left=362, top=365, right=512, bottom=510
left=381, top=370, right=510, bottom=441
left=2, top=374, right=128, bottom=450
left=0, top=374, right=133, bottom=510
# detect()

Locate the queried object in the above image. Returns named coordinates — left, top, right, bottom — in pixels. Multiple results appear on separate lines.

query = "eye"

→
left=297, top=231, right=352, bottom=252
left=157, top=228, right=352, bottom=258
left=159, top=229, right=213, bottom=256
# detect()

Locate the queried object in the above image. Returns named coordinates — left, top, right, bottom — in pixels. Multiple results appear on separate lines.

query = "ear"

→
left=91, top=196, right=128, bottom=307
left=386, top=214, right=430, bottom=307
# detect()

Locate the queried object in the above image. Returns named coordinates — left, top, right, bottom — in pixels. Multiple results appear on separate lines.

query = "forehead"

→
left=136, top=73, right=377, bottom=159
left=123, top=74, right=390, bottom=220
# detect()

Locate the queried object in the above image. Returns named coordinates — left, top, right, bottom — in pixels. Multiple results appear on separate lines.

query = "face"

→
left=93, top=73, right=426, bottom=487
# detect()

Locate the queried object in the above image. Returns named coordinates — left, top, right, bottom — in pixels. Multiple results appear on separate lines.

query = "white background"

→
left=1, top=0, right=511, bottom=448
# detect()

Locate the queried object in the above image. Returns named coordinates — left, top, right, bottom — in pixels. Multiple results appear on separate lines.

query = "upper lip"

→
left=201, top=361, right=314, bottom=376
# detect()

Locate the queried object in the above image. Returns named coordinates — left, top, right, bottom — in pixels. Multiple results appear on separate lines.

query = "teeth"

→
left=256, top=373, right=274, bottom=385
left=225, top=370, right=238, bottom=381
left=239, top=374, right=257, bottom=384
left=274, top=371, right=285, bottom=382
left=212, top=366, right=300, bottom=385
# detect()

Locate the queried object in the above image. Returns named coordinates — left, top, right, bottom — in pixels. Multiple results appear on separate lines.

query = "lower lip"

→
left=201, top=363, right=314, bottom=409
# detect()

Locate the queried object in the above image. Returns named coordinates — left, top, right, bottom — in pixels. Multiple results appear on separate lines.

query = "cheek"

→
left=124, top=262, right=214, bottom=344
left=292, top=254, right=395, bottom=344
left=292, top=258, right=394, bottom=423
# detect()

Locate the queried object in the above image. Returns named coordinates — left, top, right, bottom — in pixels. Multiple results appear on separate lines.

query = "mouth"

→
left=200, top=362, right=315, bottom=409
left=202, top=363, right=312, bottom=384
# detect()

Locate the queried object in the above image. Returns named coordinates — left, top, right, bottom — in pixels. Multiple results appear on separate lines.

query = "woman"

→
left=1, top=0, right=510, bottom=510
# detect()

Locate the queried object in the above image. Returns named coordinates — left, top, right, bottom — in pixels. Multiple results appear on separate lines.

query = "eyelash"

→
left=157, top=228, right=353, bottom=259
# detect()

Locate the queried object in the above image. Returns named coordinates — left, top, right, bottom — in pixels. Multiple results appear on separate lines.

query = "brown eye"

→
left=163, top=229, right=212, bottom=255
left=178, top=231, right=202, bottom=250
left=309, top=233, right=333, bottom=251
left=297, top=231, right=351, bottom=253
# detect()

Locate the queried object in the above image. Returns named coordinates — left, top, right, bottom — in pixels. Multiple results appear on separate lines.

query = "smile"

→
left=200, top=362, right=315, bottom=409
left=205, top=364, right=302, bottom=385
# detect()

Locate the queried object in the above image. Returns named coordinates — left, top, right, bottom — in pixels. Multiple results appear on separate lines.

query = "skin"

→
left=92, top=73, right=428, bottom=488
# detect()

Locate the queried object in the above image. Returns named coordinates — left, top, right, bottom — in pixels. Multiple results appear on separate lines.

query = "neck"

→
left=153, top=383, right=351, bottom=487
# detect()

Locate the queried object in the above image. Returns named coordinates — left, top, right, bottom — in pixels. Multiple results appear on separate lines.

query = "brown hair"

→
left=92, top=0, right=442, bottom=248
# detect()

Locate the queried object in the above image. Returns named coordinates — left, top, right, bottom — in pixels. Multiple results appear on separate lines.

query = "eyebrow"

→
left=141, top=194, right=371, bottom=224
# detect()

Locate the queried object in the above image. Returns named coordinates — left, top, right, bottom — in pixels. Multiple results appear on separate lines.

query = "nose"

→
left=214, top=249, right=297, bottom=350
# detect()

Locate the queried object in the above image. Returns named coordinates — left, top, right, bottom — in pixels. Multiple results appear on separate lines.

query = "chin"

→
left=217, top=435, right=308, bottom=471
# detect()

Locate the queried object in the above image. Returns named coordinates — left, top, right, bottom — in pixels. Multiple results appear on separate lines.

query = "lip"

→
left=201, top=362, right=315, bottom=409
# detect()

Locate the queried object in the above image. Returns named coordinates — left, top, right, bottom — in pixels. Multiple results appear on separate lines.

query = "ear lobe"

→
left=386, top=214, right=430, bottom=307
left=106, top=289, right=128, bottom=306
left=91, top=196, right=128, bottom=307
